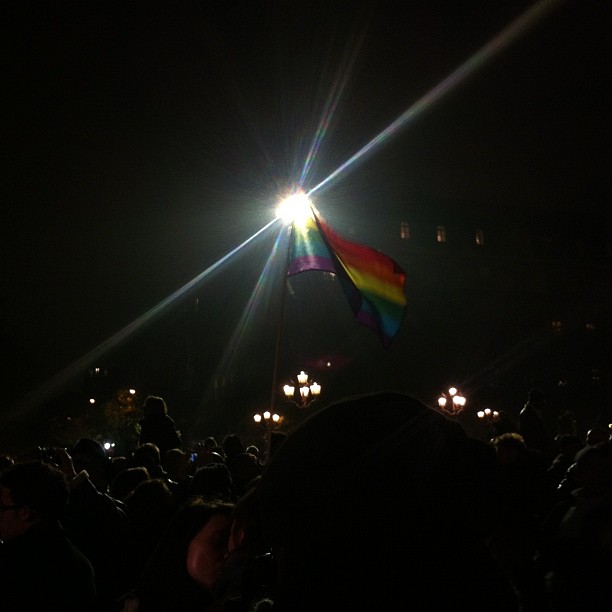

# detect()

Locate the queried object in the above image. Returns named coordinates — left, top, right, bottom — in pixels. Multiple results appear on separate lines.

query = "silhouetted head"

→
left=256, top=391, right=515, bottom=610
left=222, top=434, right=245, bottom=460
left=190, top=463, right=234, bottom=501
left=142, top=395, right=168, bottom=418
left=71, top=437, right=113, bottom=491
left=132, top=442, right=162, bottom=469
left=586, top=426, right=609, bottom=446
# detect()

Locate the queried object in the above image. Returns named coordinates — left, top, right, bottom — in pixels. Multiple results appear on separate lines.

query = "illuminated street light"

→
left=283, top=370, right=322, bottom=407
left=276, top=191, right=313, bottom=227
left=477, top=407, right=500, bottom=423
left=253, top=410, right=284, bottom=465
left=437, top=386, right=466, bottom=416
left=253, top=410, right=282, bottom=428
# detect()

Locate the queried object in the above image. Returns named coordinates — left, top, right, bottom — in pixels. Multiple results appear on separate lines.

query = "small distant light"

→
left=89, top=398, right=96, bottom=404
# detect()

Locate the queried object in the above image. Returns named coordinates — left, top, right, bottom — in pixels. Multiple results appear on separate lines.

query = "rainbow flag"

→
left=287, top=211, right=407, bottom=346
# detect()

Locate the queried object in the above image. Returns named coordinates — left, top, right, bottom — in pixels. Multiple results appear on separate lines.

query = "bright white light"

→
left=276, top=192, right=313, bottom=227
left=283, top=384, right=295, bottom=398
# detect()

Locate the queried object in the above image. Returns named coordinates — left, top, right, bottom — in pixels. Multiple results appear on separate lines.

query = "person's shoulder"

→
left=160, top=414, right=176, bottom=430
left=59, top=528, right=95, bottom=563
left=16, top=524, right=94, bottom=574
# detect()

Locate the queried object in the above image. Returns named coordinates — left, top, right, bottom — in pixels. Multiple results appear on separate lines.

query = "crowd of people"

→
left=1, top=391, right=611, bottom=611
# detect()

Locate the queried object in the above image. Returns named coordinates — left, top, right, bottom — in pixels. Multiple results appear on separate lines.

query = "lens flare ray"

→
left=299, top=26, right=366, bottom=188
left=308, top=0, right=564, bottom=197
left=9, top=217, right=281, bottom=419
left=192, top=222, right=290, bottom=427
left=6, top=0, right=566, bottom=425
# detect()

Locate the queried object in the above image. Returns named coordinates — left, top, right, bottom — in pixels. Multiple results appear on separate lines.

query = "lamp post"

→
left=253, top=410, right=284, bottom=464
left=437, top=386, right=466, bottom=416
left=283, top=370, right=322, bottom=407
left=477, top=407, right=501, bottom=440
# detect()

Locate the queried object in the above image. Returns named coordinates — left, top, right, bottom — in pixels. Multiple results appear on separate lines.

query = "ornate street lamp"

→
left=437, top=386, right=466, bottom=416
left=253, top=410, right=284, bottom=465
left=253, top=410, right=282, bottom=429
left=283, top=370, right=322, bottom=407
left=477, top=407, right=500, bottom=423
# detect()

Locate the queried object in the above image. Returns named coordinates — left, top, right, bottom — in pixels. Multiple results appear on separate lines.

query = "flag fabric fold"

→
left=287, top=210, right=407, bottom=347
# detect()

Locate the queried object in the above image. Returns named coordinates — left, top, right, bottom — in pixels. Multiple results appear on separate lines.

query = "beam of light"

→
left=216, top=222, right=288, bottom=368
left=308, top=0, right=566, bottom=197
left=298, top=25, right=366, bottom=187
left=6, top=217, right=281, bottom=420
left=192, top=222, right=291, bottom=430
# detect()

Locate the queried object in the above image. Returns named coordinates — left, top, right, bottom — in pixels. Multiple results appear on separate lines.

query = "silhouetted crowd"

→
left=1, top=392, right=611, bottom=611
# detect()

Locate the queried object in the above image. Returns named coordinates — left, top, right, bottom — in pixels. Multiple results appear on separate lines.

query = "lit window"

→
left=551, top=320, right=562, bottom=334
left=89, top=367, right=107, bottom=378
left=475, top=229, right=485, bottom=246
left=400, top=221, right=410, bottom=240
left=436, top=225, right=446, bottom=243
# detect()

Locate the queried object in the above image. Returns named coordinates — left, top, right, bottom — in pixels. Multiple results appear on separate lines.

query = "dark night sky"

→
left=3, top=0, right=611, bottom=415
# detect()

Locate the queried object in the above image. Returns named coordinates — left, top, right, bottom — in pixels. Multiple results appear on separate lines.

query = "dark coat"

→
left=63, top=474, right=131, bottom=608
left=519, top=403, right=548, bottom=455
left=0, top=520, right=98, bottom=611
left=138, top=413, right=182, bottom=456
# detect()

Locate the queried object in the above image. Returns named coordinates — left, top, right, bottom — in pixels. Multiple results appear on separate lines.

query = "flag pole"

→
left=267, top=220, right=294, bottom=461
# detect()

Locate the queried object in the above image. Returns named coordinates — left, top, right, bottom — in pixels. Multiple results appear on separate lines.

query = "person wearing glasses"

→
left=0, top=460, right=99, bottom=611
